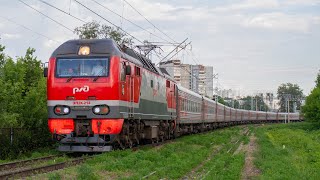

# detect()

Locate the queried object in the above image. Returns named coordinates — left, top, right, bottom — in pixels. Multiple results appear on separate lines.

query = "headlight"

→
left=92, top=105, right=110, bottom=115
left=54, top=105, right=70, bottom=115
left=93, top=107, right=100, bottom=114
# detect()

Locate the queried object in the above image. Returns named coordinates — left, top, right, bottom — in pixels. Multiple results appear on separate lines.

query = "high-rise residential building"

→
left=180, top=64, right=192, bottom=89
left=190, top=65, right=206, bottom=95
left=159, top=60, right=213, bottom=98
left=159, top=60, right=181, bottom=83
left=205, top=66, right=214, bottom=98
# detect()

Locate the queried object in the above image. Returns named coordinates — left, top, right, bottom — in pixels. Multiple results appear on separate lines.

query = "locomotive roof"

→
left=51, top=39, right=121, bottom=57
left=51, top=39, right=162, bottom=75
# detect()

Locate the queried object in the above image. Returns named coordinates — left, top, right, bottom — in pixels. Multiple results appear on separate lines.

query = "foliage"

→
left=0, top=44, right=51, bottom=159
left=217, top=96, right=226, bottom=105
left=240, top=96, right=269, bottom=111
left=224, top=98, right=240, bottom=109
left=302, top=87, right=320, bottom=122
left=302, top=71, right=320, bottom=123
left=316, top=70, right=320, bottom=88
left=277, top=83, right=303, bottom=112
left=0, top=44, right=5, bottom=69
left=74, top=21, right=133, bottom=45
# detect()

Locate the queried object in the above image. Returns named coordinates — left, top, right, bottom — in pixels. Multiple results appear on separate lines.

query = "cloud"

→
left=29, top=3, right=43, bottom=12
left=283, top=0, right=320, bottom=6
left=313, top=16, right=320, bottom=24
left=243, top=13, right=311, bottom=33
left=96, top=0, right=178, bottom=21
left=213, top=0, right=279, bottom=12
left=2, top=33, right=21, bottom=39
left=44, top=39, right=59, bottom=48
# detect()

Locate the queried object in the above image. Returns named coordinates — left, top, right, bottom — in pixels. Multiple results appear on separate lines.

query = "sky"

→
left=0, top=0, right=319, bottom=96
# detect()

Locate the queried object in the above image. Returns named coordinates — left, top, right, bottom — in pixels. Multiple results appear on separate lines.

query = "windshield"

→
left=56, top=58, right=109, bottom=77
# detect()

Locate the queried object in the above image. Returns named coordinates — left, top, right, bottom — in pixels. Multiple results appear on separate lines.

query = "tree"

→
left=18, top=48, right=42, bottom=90
left=302, top=71, right=320, bottom=123
left=223, top=98, right=240, bottom=108
left=0, top=45, right=47, bottom=128
left=240, top=96, right=269, bottom=111
left=277, top=83, right=303, bottom=112
left=74, top=21, right=100, bottom=39
left=0, top=44, right=5, bottom=69
left=74, top=21, right=133, bottom=45
left=213, top=96, right=227, bottom=106
left=302, top=87, right=320, bottom=122
left=316, top=70, right=320, bottom=88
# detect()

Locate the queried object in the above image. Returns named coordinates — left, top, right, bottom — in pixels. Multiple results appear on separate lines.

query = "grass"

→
left=254, top=122, right=320, bottom=179
left=0, top=147, right=60, bottom=164
left=32, top=122, right=320, bottom=180
left=41, top=126, right=245, bottom=179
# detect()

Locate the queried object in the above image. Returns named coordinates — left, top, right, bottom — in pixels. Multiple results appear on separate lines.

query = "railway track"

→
left=0, top=155, right=91, bottom=179
left=0, top=125, right=254, bottom=179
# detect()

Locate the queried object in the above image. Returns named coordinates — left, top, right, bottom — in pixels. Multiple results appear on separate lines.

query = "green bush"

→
left=0, top=45, right=51, bottom=159
left=302, top=87, right=320, bottom=123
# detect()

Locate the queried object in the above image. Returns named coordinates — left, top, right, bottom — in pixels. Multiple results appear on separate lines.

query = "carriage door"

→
left=166, top=80, right=172, bottom=115
left=127, top=65, right=134, bottom=118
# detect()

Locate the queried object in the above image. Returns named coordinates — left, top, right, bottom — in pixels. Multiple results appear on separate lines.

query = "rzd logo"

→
left=73, top=85, right=89, bottom=94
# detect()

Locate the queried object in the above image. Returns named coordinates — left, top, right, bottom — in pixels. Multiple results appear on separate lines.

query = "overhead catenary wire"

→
left=0, top=16, right=60, bottom=43
left=18, top=0, right=74, bottom=33
left=38, top=0, right=168, bottom=62
left=122, top=0, right=177, bottom=43
left=156, top=38, right=188, bottom=65
left=73, top=0, right=144, bottom=44
left=90, top=0, right=175, bottom=45
left=38, top=0, right=86, bottom=23
left=77, top=0, right=188, bottom=66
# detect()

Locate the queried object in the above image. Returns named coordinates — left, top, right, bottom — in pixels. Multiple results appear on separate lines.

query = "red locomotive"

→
left=45, top=39, right=302, bottom=152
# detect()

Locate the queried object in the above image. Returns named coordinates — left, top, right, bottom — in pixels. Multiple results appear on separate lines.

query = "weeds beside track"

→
left=0, top=154, right=92, bottom=179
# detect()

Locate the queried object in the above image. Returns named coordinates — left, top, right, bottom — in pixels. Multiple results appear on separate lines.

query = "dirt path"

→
left=181, top=145, right=223, bottom=180
left=182, top=127, right=249, bottom=180
left=241, top=134, right=261, bottom=180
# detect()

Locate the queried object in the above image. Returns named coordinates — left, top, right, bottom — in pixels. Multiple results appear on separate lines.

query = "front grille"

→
left=75, top=119, right=92, bottom=137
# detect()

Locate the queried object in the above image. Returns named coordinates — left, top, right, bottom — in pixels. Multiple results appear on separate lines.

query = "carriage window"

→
left=56, top=58, right=109, bottom=77
left=120, top=63, right=126, bottom=81
left=135, top=66, right=141, bottom=76
left=166, top=80, right=170, bottom=88
left=151, top=80, right=154, bottom=88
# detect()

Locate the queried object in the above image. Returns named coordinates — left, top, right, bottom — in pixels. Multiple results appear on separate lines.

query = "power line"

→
left=73, top=0, right=144, bottom=44
left=90, top=0, right=175, bottom=45
left=156, top=38, right=188, bottom=65
left=122, top=0, right=177, bottom=43
left=0, top=16, right=60, bottom=43
left=38, top=0, right=86, bottom=23
left=18, top=0, right=74, bottom=33
left=38, top=0, right=168, bottom=63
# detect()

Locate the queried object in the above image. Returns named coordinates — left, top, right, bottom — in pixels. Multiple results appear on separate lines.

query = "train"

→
left=44, top=39, right=302, bottom=152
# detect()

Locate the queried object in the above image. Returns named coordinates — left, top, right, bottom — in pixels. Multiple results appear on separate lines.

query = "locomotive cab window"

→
left=56, top=58, right=109, bottom=77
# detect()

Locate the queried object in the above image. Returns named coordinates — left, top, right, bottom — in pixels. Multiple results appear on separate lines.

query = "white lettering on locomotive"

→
left=73, top=85, right=89, bottom=94
left=73, top=101, right=91, bottom=105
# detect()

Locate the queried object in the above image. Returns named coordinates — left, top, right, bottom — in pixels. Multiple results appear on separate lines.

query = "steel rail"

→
left=0, top=155, right=58, bottom=172
left=0, top=157, right=90, bottom=179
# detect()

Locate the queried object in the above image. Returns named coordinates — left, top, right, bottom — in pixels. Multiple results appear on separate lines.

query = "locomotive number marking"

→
left=73, top=85, right=89, bottom=94
left=73, top=101, right=91, bottom=105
